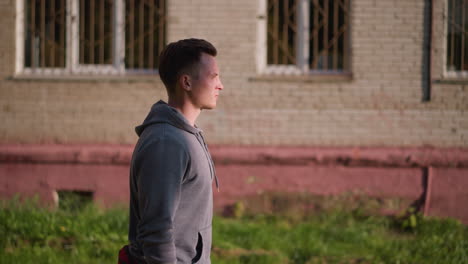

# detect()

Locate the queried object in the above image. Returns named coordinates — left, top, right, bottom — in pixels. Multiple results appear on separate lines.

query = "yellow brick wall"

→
left=0, top=0, right=466, bottom=146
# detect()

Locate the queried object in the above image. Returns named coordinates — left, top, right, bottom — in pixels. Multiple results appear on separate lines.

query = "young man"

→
left=122, top=39, right=223, bottom=264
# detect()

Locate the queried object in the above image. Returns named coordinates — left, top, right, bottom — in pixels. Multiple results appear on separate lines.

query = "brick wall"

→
left=0, top=0, right=466, bottom=147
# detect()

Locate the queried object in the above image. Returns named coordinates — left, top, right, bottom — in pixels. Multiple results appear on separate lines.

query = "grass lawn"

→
left=1, top=194, right=467, bottom=264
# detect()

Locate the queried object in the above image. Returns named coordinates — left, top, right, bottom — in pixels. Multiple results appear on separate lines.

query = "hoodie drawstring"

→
left=197, top=132, right=219, bottom=191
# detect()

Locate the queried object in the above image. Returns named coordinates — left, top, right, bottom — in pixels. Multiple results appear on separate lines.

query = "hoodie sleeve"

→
left=135, top=137, right=189, bottom=264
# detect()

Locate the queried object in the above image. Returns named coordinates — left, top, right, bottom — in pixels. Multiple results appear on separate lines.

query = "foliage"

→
left=395, top=206, right=423, bottom=231
left=1, top=195, right=467, bottom=264
left=0, top=196, right=127, bottom=264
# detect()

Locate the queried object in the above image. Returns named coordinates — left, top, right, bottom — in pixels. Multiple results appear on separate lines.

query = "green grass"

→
left=1, top=195, right=467, bottom=264
left=1, top=197, right=127, bottom=264
left=212, top=212, right=468, bottom=264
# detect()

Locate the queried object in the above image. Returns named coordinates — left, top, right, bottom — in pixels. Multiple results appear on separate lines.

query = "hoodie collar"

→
left=135, top=100, right=201, bottom=136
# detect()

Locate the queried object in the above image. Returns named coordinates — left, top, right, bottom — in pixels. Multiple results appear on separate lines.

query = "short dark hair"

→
left=158, top=38, right=217, bottom=95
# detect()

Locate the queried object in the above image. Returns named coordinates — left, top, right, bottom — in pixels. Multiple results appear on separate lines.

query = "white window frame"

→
left=257, top=0, right=305, bottom=75
left=443, top=0, right=468, bottom=79
left=15, top=0, right=157, bottom=77
left=256, top=0, right=349, bottom=76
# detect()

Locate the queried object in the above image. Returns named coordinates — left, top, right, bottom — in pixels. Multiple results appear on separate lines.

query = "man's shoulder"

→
left=136, top=123, right=192, bottom=153
left=142, top=122, right=192, bottom=140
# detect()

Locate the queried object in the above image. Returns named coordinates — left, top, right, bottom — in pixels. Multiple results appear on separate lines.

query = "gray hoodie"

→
left=128, top=100, right=218, bottom=264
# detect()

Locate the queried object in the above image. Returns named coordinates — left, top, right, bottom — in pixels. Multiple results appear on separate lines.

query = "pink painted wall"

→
left=214, top=165, right=423, bottom=208
left=426, top=168, right=468, bottom=223
left=1, top=144, right=467, bottom=224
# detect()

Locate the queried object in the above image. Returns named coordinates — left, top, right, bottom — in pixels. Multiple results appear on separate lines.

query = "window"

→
left=446, top=0, right=467, bottom=77
left=54, top=190, right=93, bottom=210
left=15, top=0, right=166, bottom=76
left=257, top=0, right=350, bottom=75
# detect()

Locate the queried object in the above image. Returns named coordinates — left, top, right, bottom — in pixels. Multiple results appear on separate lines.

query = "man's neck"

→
left=168, top=97, right=201, bottom=127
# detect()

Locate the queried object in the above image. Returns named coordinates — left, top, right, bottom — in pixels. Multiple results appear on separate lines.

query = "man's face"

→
left=188, top=53, right=223, bottom=110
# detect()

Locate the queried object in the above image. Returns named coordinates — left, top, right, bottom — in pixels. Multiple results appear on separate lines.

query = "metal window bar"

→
left=100, top=0, right=105, bottom=64
left=125, top=0, right=166, bottom=69
left=59, top=0, right=65, bottom=67
left=79, top=0, right=114, bottom=65
left=139, top=0, right=144, bottom=68
left=333, top=0, right=338, bottom=69
left=30, top=0, right=36, bottom=67
left=80, top=0, right=84, bottom=63
left=323, top=0, right=328, bottom=69
left=309, top=0, right=349, bottom=71
left=90, top=0, right=94, bottom=64
left=342, top=0, right=349, bottom=71
left=267, top=0, right=297, bottom=65
left=312, top=0, right=319, bottom=68
left=49, top=0, right=55, bottom=66
left=447, top=0, right=468, bottom=72
left=148, top=0, right=154, bottom=68
left=460, top=1, right=468, bottom=71
left=40, top=0, right=45, bottom=67
left=128, top=0, right=135, bottom=67
left=25, top=0, right=66, bottom=68
left=158, top=0, right=165, bottom=60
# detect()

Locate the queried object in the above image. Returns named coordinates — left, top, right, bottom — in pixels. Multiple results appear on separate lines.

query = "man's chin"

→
left=201, top=103, right=217, bottom=110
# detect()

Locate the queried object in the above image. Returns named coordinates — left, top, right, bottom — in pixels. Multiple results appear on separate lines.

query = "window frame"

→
left=257, top=0, right=351, bottom=77
left=444, top=0, right=468, bottom=79
left=15, top=0, right=160, bottom=77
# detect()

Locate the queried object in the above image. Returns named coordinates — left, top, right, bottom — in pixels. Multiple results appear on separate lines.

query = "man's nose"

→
left=217, top=81, right=224, bottom=90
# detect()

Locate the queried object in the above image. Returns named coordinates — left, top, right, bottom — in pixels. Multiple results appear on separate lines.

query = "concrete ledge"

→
left=1, top=144, right=468, bottom=168
left=0, top=144, right=134, bottom=165
left=210, top=146, right=468, bottom=168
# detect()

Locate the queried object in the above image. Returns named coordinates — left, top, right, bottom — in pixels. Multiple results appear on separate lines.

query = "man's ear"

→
left=179, top=74, right=192, bottom=91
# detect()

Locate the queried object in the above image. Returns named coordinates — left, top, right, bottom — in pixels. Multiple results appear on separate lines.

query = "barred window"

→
left=24, top=0, right=67, bottom=68
left=259, top=0, right=350, bottom=75
left=125, top=0, right=166, bottom=70
left=79, top=0, right=115, bottom=66
left=16, top=0, right=166, bottom=75
left=447, top=0, right=468, bottom=73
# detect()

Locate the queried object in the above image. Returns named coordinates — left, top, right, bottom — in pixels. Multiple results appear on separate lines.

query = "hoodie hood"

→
left=135, top=100, right=200, bottom=136
left=135, top=100, right=219, bottom=191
